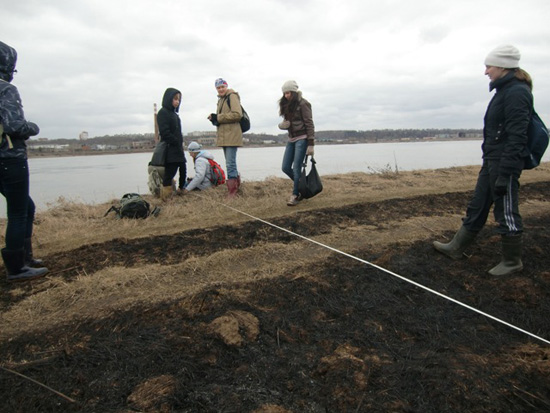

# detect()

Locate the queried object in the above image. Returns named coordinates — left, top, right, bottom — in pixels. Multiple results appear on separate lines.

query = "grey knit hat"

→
left=281, top=80, right=299, bottom=93
left=484, top=44, right=521, bottom=69
left=188, top=141, right=202, bottom=152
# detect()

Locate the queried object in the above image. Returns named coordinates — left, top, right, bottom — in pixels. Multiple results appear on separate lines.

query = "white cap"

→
left=484, top=44, right=521, bottom=69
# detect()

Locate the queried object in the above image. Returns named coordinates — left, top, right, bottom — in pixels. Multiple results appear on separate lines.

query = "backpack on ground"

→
left=104, top=193, right=160, bottom=219
left=208, top=159, right=226, bottom=186
left=225, top=94, right=251, bottom=133
left=524, top=110, right=549, bottom=170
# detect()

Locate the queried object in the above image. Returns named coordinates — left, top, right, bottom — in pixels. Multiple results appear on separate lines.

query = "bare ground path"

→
left=1, top=166, right=550, bottom=412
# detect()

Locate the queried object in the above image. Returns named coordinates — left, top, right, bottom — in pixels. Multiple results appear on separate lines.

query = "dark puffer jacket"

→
left=157, top=87, right=186, bottom=164
left=482, top=71, right=533, bottom=176
left=0, top=41, right=40, bottom=160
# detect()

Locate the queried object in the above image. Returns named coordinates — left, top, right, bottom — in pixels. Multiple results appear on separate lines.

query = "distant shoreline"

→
left=27, top=138, right=482, bottom=159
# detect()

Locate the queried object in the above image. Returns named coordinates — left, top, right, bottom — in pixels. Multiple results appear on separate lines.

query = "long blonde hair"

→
left=515, top=68, right=533, bottom=91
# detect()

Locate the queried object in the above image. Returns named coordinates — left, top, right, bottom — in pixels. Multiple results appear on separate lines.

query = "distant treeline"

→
left=247, top=128, right=482, bottom=145
left=34, top=133, right=156, bottom=146
left=31, top=128, right=482, bottom=148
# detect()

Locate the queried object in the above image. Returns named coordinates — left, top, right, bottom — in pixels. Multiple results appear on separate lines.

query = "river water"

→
left=2, top=140, right=547, bottom=215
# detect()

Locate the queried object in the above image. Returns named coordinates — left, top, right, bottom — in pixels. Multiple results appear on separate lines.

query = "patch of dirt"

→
left=1, top=181, right=550, bottom=412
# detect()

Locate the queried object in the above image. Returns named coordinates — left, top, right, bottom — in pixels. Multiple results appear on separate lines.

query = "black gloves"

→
left=209, top=114, right=219, bottom=126
left=494, top=176, right=509, bottom=196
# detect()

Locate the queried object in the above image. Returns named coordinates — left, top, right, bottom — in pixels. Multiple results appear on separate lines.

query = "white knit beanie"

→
left=281, top=80, right=299, bottom=93
left=484, top=44, right=521, bottom=69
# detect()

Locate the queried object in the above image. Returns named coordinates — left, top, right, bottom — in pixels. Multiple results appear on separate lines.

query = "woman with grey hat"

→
left=433, top=44, right=534, bottom=276
left=278, top=80, right=315, bottom=206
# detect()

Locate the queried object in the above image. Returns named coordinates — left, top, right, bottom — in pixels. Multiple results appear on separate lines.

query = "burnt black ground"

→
left=1, top=182, right=550, bottom=412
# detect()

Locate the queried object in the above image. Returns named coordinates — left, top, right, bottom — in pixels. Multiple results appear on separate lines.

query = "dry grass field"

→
left=1, top=163, right=550, bottom=412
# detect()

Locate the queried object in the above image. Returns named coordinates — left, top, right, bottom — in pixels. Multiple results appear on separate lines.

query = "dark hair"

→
left=278, top=91, right=299, bottom=119
left=514, top=68, right=533, bottom=91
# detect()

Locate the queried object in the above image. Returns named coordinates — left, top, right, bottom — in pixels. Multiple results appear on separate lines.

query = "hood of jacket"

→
left=161, top=87, right=181, bottom=112
left=0, top=41, right=17, bottom=83
left=196, top=150, right=214, bottom=161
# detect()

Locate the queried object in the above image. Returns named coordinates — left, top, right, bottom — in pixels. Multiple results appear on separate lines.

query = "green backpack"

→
left=105, top=193, right=160, bottom=219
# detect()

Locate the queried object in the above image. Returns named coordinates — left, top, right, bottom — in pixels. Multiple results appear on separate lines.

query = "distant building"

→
left=28, top=143, right=70, bottom=150
left=196, top=137, right=216, bottom=147
left=132, top=140, right=154, bottom=149
left=187, top=131, right=217, bottom=147
left=188, top=131, right=216, bottom=138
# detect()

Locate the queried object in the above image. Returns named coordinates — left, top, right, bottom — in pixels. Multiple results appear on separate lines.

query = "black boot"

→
left=2, top=248, right=49, bottom=282
left=433, top=226, right=477, bottom=259
left=24, top=238, right=45, bottom=267
left=488, top=234, right=523, bottom=276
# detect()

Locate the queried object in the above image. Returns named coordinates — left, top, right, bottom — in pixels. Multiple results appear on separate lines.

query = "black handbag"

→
left=298, top=155, right=323, bottom=199
left=149, top=141, right=168, bottom=166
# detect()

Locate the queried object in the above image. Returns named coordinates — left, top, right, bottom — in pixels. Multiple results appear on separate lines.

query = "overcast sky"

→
left=3, top=0, right=550, bottom=140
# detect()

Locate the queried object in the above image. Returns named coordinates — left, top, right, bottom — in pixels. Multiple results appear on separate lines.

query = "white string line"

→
left=221, top=201, right=550, bottom=346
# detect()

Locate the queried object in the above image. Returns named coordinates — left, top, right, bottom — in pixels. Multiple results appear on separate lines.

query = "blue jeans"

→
left=282, top=139, right=308, bottom=196
left=0, top=159, right=35, bottom=250
left=223, top=146, right=239, bottom=179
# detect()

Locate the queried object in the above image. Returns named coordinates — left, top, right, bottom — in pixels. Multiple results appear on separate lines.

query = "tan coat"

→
left=215, top=89, right=243, bottom=147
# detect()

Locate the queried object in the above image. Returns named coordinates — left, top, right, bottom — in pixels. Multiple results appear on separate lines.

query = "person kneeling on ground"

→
left=183, top=142, right=214, bottom=193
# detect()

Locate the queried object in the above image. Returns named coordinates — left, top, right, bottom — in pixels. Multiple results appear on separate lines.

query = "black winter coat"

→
left=157, top=88, right=186, bottom=164
left=482, top=71, right=533, bottom=176
left=0, top=41, right=39, bottom=160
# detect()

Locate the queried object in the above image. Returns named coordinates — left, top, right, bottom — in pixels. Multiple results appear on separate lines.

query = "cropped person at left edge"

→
left=0, top=41, right=49, bottom=282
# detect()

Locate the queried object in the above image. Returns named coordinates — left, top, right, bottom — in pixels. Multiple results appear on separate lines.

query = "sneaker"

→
left=6, top=267, right=49, bottom=282
left=287, top=194, right=300, bottom=206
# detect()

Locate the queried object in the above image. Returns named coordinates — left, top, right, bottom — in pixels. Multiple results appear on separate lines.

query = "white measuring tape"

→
left=219, top=201, right=550, bottom=346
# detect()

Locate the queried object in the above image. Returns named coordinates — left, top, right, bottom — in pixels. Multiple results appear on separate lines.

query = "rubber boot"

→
left=2, top=248, right=49, bottom=282
left=24, top=238, right=45, bottom=267
left=488, top=234, right=523, bottom=276
left=227, top=178, right=239, bottom=198
left=433, top=226, right=477, bottom=260
left=160, top=186, right=173, bottom=202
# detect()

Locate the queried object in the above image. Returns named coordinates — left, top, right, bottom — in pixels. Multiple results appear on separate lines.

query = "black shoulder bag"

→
left=298, top=155, right=323, bottom=199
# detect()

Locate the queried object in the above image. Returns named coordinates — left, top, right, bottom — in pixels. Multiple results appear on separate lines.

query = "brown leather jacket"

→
left=286, top=93, right=315, bottom=145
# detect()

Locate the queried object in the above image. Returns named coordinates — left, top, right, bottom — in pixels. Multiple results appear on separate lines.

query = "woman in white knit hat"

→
left=278, top=80, right=315, bottom=206
left=433, top=44, right=534, bottom=276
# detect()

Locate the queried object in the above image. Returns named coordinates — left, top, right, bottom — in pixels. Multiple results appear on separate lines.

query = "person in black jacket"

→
left=433, top=45, right=533, bottom=276
left=0, top=41, right=48, bottom=282
left=157, top=87, right=187, bottom=201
